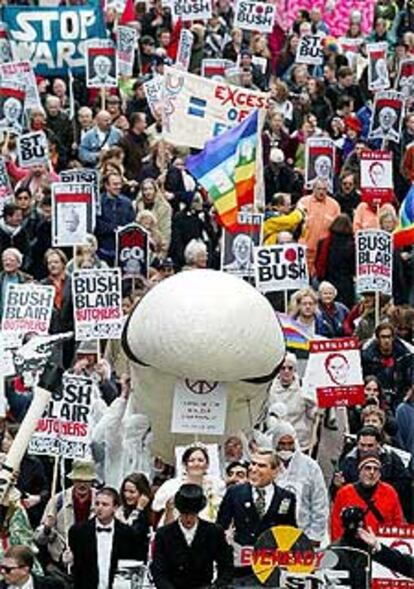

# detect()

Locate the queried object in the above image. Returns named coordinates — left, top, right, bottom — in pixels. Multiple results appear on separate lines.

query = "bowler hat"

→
left=174, top=484, right=207, bottom=514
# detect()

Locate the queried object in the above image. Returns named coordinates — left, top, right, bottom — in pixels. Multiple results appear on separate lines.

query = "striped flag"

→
left=277, top=313, right=311, bottom=351
left=186, top=110, right=261, bottom=232
left=394, top=185, right=414, bottom=248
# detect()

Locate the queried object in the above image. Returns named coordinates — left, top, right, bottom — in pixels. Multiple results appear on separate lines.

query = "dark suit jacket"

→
left=217, top=482, right=297, bottom=547
left=68, top=518, right=139, bottom=589
left=0, top=574, right=64, bottom=589
left=150, top=519, right=233, bottom=589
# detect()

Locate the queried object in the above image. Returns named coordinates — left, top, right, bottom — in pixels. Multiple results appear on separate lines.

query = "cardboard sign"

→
left=116, top=223, right=149, bottom=278
left=254, top=244, right=308, bottom=293
left=234, top=0, right=276, bottom=33
left=72, top=269, right=123, bottom=341
left=116, top=25, right=137, bottom=77
left=52, top=182, right=95, bottom=247
left=162, top=65, right=268, bottom=149
left=0, top=86, right=25, bottom=135
left=0, top=156, right=13, bottom=207
left=201, top=59, right=234, bottom=79
left=17, top=131, right=49, bottom=168
left=29, top=373, right=93, bottom=459
left=372, top=526, right=414, bottom=589
left=0, top=61, right=41, bottom=110
left=221, top=213, right=263, bottom=279
left=369, top=90, right=404, bottom=143
left=175, top=28, right=193, bottom=71
left=1, top=284, right=54, bottom=339
left=86, top=40, right=117, bottom=88
left=396, top=58, right=414, bottom=100
left=367, top=42, right=390, bottom=91
left=305, top=138, right=335, bottom=192
left=338, top=37, right=363, bottom=71
left=0, top=23, right=12, bottom=65
left=360, top=151, right=393, bottom=206
left=356, top=229, right=393, bottom=295
left=143, top=74, right=164, bottom=117
left=296, top=35, right=324, bottom=65
left=3, top=4, right=106, bottom=76
left=171, top=0, right=212, bottom=21
left=59, top=168, right=100, bottom=214
left=171, top=379, right=227, bottom=435
left=305, top=338, right=364, bottom=408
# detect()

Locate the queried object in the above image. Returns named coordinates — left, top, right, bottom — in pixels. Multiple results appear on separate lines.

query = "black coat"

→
left=150, top=519, right=233, bottom=589
left=0, top=574, right=64, bottom=588
left=374, top=543, right=414, bottom=579
left=216, top=482, right=296, bottom=547
left=323, top=232, right=356, bottom=310
left=68, top=518, right=139, bottom=589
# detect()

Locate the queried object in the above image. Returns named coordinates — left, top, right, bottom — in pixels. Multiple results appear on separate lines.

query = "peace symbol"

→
left=185, top=379, right=218, bottom=395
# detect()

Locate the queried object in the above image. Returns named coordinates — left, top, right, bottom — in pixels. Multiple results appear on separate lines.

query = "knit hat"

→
left=358, top=453, right=381, bottom=470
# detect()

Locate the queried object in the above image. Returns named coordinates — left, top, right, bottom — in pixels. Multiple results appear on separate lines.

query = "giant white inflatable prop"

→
left=122, top=270, right=285, bottom=460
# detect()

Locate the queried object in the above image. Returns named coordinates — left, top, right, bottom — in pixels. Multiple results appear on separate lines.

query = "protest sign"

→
left=163, top=65, right=268, bottom=148
left=86, top=40, right=117, bottom=88
left=175, top=28, right=193, bottom=71
left=116, top=223, right=149, bottom=278
left=304, top=338, right=364, bottom=408
left=0, top=156, right=13, bottom=208
left=0, top=86, right=25, bottom=135
left=1, top=284, right=54, bottom=341
left=372, top=526, right=414, bottom=589
left=234, top=0, right=276, bottom=33
left=171, top=0, right=212, bottom=21
left=0, top=61, right=41, bottom=110
left=201, top=59, right=234, bottom=79
left=338, top=37, right=363, bottom=71
left=251, top=55, right=267, bottom=74
left=29, top=373, right=93, bottom=459
left=296, top=35, right=324, bottom=65
left=254, top=244, right=308, bottom=293
left=60, top=168, right=100, bottom=214
left=143, top=75, right=164, bottom=117
left=396, top=58, right=414, bottom=100
left=72, top=269, right=123, bottom=340
left=116, top=25, right=137, bottom=77
left=360, top=151, right=393, bottom=206
left=356, top=229, right=393, bottom=295
left=17, top=131, right=49, bottom=168
left=367, top=42, right=390, bottom=91
left=305, top=138, right=335, bottom=192
left=3, top=4, right=106, bottom=76
left=52, top=182, right=95, bottom=247
left=0, top=23, right=12, bottom=64
left=369, top=90, right=404, bottom=143
left=171, top=379, right=227, bottom=435
left=221, top=213, right=263, bottom=279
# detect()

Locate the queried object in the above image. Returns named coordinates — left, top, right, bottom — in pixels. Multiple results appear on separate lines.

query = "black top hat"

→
left=174, top=484, right=207, bottom=514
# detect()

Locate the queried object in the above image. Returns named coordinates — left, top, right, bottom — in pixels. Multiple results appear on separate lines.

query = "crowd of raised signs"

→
left=0, top=0, right=413, bottom=587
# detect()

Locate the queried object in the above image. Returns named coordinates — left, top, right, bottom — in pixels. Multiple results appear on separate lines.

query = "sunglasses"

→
left=0, top=565, right=21, bottom=573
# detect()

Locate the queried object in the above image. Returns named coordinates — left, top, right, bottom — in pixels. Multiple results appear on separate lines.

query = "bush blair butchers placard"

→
left=254, top=244, right=308, bottom=293
left=1, top=284, right=54, bottom=339
left=356, top=229, right=393, bottom=295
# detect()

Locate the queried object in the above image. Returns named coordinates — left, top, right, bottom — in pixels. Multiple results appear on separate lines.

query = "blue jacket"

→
left=95, top=193, right=135, bottom=262
left=79, top=127, right=122, bottom=166
left=315, top=302, right=349, bottom=338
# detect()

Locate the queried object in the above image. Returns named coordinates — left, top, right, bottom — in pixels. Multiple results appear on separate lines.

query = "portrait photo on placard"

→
left=87, top=46, right=117, bottom=88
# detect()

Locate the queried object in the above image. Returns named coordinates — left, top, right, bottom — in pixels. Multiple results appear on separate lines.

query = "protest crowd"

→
left=0, top=0, right=413, bottom=586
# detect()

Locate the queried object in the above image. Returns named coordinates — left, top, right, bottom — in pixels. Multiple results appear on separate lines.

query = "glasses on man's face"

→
left=0, top=565, right=21, bottom=573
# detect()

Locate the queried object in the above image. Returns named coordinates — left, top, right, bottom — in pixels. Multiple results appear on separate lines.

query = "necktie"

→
left=97, top=527, right=111, bottom=533
left=254, top=488, right=266, bottom=518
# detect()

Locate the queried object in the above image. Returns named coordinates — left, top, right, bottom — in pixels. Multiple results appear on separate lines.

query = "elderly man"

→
left=72, top=106, right=94, bottom=156
left=79, top=110, right=123, bottom=167
left=298, top=178, right=340, bottom=276
left=45, top=94, right=73, bottom=166
left=0, top=248, right=32, bottom=319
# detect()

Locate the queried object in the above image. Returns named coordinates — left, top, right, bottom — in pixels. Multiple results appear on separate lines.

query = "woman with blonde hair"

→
left=66, top=234, right=108, bottom=273
left=135, top=178, right=172, bottom=256
left=136, top=209, right=163, bottom=260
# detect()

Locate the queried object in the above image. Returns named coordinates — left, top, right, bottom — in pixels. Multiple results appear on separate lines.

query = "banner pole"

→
left=50, top=454, right=59, bottom=499
left=375, top=290, right=380, bottom=327
left=100, top=88, right=106, bottom=111
left=284, top=290, right=289, bottom=313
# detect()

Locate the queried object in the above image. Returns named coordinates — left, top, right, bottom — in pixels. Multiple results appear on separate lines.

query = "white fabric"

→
left=96, top=519, right=114, bottom=589
left=253, top=482, right=274, bottom=513
left=10, top=578, right=34, bottom=589
left=178, top=519, right=199, bottom=546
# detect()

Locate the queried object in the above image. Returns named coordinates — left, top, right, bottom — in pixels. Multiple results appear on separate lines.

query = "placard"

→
left=17, top=131, right=49, bottom=168
left=59, top=168, right=100, bottom=214
left=86, top=40, right=117, bottom=88
left=201, top=58, right=234, bottom=79
left=254, top=244, right=308, bottom=293
left=369, top=90, right=404, bottom=143
left=3, top=4, right=107, bottom=76
left=372, top=526, right=414, bottom=589
left=338, top=37, right=363, bottom=71
left=116, top=25, right=137, bottom=77
left=143, top=74, right=164, bottom=117
left=367, top=42, right=390, bottom=91
left=356, top=229, right=393, bottom=295
left=234, top=0, right=276, bottom=33
left=396, top=58, right=414, bottom=100
left=0, top=61, right=41, bottom=110
left=72, top=269, right=123, bottom=341
left=29, top=373, right=93, bottom=459
left=296, top=35, right=324, bottom=66
left=171, top=379, right=227, bottom=435
left=116, top=223, right=149, bottom=278
left=305, top=138, right=335, bottom=192
left=175, top=28, right=193, bottom=71
left=0, top=155, right=13, bottom=207
left=1, top=284, right=54, bottom=340
left=305, top=338, right=364, bottom=408
left=0, top=23, right=12, bottom=65
left=360, top=151, right=393, bottom=206
left=0, top=86, right=25, bottom=135
left=171, top=0, right=212, bottom=21
left=52, top=182, right=95, bottom=247
left=221, top=213, right=263, bottom=279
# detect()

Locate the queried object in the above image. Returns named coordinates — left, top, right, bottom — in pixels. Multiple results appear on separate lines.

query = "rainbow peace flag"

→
left=277, top=313, right=311, bottom=351
left=186, top=110, right=259, bottom=232
left=394, top=185, right=414, bottom=248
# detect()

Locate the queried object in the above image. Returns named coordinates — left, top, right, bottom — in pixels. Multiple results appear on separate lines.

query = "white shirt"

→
left=96, top=519, right=115, bottom=589
left=10, top=578, right=34, bottom=589
left=253, top=482, right=274, bottom=513
left=178, top=519, right=199, bottom=546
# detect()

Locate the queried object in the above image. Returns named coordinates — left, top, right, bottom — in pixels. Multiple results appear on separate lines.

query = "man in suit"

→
left=217, top=448, right=296, bottom=582
left=0, top=545, right=63, bottom=588
left=151, top=484, right=233, bottom=589
left=68, top=487, right=139, bottom=589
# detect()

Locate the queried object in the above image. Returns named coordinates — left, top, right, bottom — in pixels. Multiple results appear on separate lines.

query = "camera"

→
left=340, top=506, right=366, bottom=536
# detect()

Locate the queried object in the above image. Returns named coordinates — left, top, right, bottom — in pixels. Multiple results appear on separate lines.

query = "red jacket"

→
left=331, top=481, right=405, bottom=541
